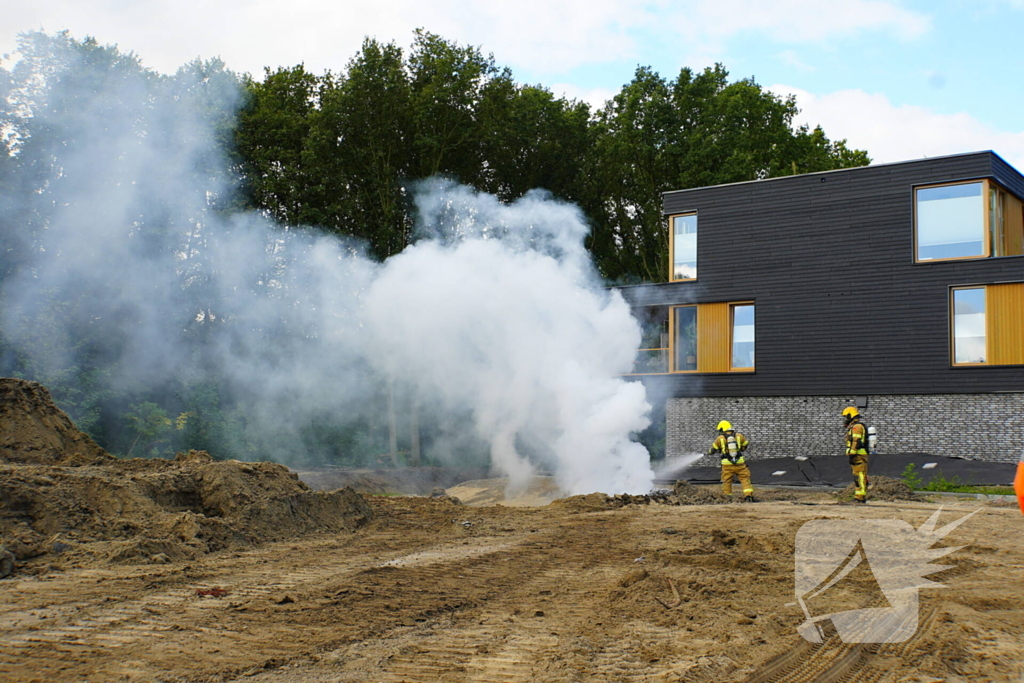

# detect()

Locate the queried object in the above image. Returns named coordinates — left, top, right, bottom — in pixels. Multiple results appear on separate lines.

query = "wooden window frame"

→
left=624, top=306, right=672, bottom=376
left=950, top=282, right=1024, bottom=367
left=729, top=301, right=756, bottom=372
left=670, top=304, right=699, bottom=373
left=950, top=285, right=988, bottom=367
left=668, top=212, right=698, bottom=282
left=914, top=179, right=1024, bottom=264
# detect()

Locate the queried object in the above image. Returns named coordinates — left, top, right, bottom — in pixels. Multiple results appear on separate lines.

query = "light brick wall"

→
left=667, top=394, right=1024, bottom=466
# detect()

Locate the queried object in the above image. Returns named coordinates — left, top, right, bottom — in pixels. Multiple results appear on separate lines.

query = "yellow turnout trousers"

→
left=721, top=462, right=754, bottom=497
left=849, top=453, right=869, bottom=500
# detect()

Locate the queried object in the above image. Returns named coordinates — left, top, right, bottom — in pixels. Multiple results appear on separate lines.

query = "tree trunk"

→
left=409, top=393, right=421, bottom=467
left=387, top=376, right=399, bottom=466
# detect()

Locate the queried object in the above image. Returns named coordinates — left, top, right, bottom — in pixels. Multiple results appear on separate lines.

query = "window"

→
left=731, top=304, right=755, bottom=370
left=627, top=301, right=756, bottom=375
left=951, top=283, right=1024, bottom=366
left=916, top=182, right=985, bottom=261
left=631, top=307, right=669, bottom=374
left=991, top=185, right=1024, bottom=257
left=670, top=213, right=697, bottom=280
left=952, top=287, right=986, bottom=364
left=916, top=180, right=1024, bottom=262
left=673, top=305, right=697, bottom=371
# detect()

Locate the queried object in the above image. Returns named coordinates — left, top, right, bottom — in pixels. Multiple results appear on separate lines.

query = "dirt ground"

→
left=2, top=487, right=1022, bottom=683
left=3, top=380, right=1023, bottom=682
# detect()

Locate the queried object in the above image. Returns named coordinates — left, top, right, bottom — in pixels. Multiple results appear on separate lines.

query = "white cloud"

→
left=0, top=0, right=656, bottom=76
left=779, top=49, right=816, bottom=72
left=685, top=0, right=931, bottom=42
left=771, top=84, right=1024, bottom=171
left=1, top=0, right=929, bottom=79
left=548, top=83, right=618, bottom=110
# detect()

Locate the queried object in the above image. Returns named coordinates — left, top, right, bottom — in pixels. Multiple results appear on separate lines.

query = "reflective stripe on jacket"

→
left=711, top=431, right=749, bottom=464
left=845, top=421, right=868, bottom=456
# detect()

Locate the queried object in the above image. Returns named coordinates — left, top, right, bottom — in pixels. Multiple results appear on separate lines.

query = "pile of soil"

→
left=835, top=474, right=919, bottom=501
left=0, top=379, right=113, bottom=466
left=297, top=467, right=489, bottom=495
left=552, top=480, right=798, bottom=512
left=0, top=378, right=373, bottom=573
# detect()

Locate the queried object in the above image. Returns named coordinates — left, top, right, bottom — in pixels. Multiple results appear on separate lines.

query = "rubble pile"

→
left=552, top=480, right=798, bottom=511
left=835, top=475, right=919, bottom=502
left=0, top=378, right=373, bottom=573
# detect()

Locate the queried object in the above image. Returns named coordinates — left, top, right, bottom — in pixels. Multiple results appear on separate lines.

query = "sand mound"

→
left=552, top=480, right=799, bottom=511
left=445, top=476, right=564, bottom=507
left=835, top=475, right=919, bottom=502
left=445, top=476, right=802, bottom=511
left=0, top=378, right=113, bottom=466
left=0, top=378, right=373, bottom=572
left=1, top=452, right=373, bottom=570
left=1, top=378, right=374, bottom=574
left=296, top=467, right=489, bottom=495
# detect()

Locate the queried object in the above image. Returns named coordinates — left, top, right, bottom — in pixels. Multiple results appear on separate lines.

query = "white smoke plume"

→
left=0, top=33, right=655, bottom=494
left=364, top=181, right=654, bottom=494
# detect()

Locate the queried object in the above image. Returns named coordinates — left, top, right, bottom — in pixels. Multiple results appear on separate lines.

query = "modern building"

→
left=619, top=151, right=1024, bottom=463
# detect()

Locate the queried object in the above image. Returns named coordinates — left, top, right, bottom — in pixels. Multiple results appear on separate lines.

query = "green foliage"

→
left=586, top=64, right=869, bottom=282
left=901, top=463, right=924, bottom=490
left=901, top=464, right=1013, bottom=494
left=124, top=401, right=173, bottom=458
left=0, top=29, right=872, bottom=469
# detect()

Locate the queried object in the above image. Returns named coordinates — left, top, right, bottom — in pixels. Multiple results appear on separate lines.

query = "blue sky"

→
left=3, top=0, right=1023, bottom=169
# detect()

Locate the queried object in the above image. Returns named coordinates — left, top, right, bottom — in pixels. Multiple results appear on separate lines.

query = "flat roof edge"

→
left=662, top=150, right=1013, bottom=200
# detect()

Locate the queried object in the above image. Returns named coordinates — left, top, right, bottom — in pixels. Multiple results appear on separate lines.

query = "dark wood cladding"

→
left=618, top=151, right=1024, bottom=397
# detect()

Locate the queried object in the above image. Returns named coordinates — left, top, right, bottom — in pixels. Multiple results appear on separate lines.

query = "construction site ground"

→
left=3, top=485, right=1023, bottom=683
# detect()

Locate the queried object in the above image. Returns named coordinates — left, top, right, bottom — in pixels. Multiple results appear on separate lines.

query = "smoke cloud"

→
left=0, top=34, right=655, bottom=494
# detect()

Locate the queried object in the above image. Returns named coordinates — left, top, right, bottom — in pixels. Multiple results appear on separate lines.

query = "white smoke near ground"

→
left=363, top=181, right=654, bottom=494
left=0, top=34, right=656, bottom=495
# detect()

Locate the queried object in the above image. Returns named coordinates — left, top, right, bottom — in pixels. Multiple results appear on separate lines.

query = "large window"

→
left=951, top=283, right=1024, bottom=366
left=916, top=180, right=1024, bottom=262
left=731, top=304, right=755, bottom=370
left=916, top=182, right=985, bottom=261
left=671, top=213, right=697, bottom=280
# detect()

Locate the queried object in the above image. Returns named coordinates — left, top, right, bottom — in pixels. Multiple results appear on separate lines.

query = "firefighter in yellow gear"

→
left=843, top=407, right=869, bottom=503
left=709, top=420, right=755, bottom=501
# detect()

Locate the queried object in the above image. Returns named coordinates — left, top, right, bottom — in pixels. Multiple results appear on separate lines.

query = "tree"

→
left=587, top=64, right=870, bottom=283
left=407, top=30, right=495, bottom=184
left=235, top=65, right=323, bottom=226
left=476, top=74, right=593, bottom=203
left=311, top=38, right=414, bottom=258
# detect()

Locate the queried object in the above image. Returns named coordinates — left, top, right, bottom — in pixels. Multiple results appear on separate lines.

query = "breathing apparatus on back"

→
left=842, top=406, right=878, bottom=454
left=726, top=432, right=740, bottom=458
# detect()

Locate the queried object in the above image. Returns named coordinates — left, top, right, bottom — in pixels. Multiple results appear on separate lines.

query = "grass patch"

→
left=900, top=463, right=1014, bottom=495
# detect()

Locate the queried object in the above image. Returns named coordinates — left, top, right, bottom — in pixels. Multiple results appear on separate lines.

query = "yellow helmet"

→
left=842, top=406, right=859, bottom=419
left=716, top=420, right=732, bottom=431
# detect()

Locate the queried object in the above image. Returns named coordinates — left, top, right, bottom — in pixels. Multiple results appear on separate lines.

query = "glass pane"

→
left=674, top=306, right=697, bottom=371
left=731, top=304, right=755, bottom=368
left=633, top=348, right=669, bottom=374
left=991, top=188, right=1004, bottom=256
left=917, top=183, right=984, bottom=260
left=632, top=307, right=669, bottom=373
left=953, top=288, right=986, bottom=363
left=635, top=307, right=668, bottom=350
left=673, top=214, right=697, bottom=279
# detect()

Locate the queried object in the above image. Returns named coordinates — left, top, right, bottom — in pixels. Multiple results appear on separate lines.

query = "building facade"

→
left=620, top=151, right=1024, bottom=463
